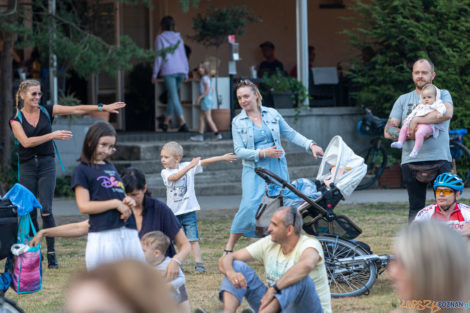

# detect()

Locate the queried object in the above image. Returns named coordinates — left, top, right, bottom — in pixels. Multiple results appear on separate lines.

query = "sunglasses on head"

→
left=291, top=206, right=297, bottom=226
left=235, top=79, right=255, bottom=89
left=435, top=188, right=454, bottom=196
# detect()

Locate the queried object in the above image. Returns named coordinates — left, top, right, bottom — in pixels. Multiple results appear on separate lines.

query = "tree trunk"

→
left=0, top=1, right=17, bottom=169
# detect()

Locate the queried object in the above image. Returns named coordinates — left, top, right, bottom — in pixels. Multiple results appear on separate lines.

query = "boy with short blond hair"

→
left=160, top=141, right=236, bottom=273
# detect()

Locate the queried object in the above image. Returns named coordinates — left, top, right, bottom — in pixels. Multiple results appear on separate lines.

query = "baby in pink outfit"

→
left=391, top=84, right=446, bottom=158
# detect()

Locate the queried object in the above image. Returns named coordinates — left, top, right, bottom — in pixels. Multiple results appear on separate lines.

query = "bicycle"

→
left=450, top=128, right=470, bottom=186
left=355, top=107, right=388, bottom=190
left=255, top=163, right=392, bottom=298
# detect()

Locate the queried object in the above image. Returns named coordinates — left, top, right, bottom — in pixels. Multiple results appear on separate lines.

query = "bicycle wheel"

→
left=356, top=144, right=388, bottom=190
left=318, top=236, right=378, bottom=298
left=450, top=140, right=470, bottom=186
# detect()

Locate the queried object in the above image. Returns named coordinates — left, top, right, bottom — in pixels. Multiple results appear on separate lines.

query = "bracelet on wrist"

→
left=271, top=282, right=281, bottom=293
left=224, top=249, right=233, bottom=255
left=98, top=103, right=103, bottom=112
left=171, top=258, right=182, bottom=265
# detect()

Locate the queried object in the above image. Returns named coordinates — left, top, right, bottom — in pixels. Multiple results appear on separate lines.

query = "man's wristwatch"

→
left=271, top=282, right=281, bottom=294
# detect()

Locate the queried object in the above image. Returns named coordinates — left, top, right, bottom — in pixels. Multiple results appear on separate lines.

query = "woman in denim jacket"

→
left=224, top=80, right=324, bottom=251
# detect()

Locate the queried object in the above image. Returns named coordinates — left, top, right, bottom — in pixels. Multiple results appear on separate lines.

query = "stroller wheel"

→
left=318, top=236, right=378, bottom=298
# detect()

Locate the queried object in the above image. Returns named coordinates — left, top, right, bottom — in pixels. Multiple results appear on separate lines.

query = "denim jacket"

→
left=232, top=106, right=313, bottom=168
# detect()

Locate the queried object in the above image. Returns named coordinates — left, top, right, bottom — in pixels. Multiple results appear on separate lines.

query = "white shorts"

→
left=86, top=227, right=145, bottom=270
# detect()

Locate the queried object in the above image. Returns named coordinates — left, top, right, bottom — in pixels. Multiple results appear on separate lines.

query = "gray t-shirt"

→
left=389, top=89, right=452, bottom=164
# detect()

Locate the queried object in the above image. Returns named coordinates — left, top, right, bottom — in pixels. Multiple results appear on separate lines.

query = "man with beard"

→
left=384, top=58, right=453, bottom=222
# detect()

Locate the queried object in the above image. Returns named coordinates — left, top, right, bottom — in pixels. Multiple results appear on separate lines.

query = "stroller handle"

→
left=254, top=168, right=329, bottom=217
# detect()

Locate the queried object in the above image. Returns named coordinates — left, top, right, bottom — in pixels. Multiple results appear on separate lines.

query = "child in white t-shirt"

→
left=141, top=231, right=189, bottom=312
left=160, top=141, right=236, bottom=273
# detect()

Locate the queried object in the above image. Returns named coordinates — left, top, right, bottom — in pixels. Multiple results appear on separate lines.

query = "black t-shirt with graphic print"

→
left=71, top=162, right=137, bottom=232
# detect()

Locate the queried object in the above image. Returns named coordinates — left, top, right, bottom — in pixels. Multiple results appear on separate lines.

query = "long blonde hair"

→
left=15, top=79, right=41, bottom=117
left=395, top=221, right=470, bottom=312
left=235, top=79, right=263, bottom=107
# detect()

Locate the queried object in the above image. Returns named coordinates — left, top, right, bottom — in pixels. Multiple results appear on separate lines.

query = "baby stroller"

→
left=255, top=136, right=391, bottom=298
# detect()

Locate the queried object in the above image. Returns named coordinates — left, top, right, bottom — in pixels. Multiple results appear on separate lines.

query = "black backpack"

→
left=0, top=198, right=18, bottom=260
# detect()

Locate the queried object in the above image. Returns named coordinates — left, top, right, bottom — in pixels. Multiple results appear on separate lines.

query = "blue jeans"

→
left=176, top=211, right=199, bottom=241
left=164, top=73, right=185, bottom=117
left=219, top=261, right=323, bottom=313
left=19, top=155, right=57, bottom=252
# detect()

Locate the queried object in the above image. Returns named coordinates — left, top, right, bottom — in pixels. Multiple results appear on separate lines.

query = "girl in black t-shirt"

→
left=9, top=79, right=126, bottom=269
left=71, top=122, right=144, bottom=269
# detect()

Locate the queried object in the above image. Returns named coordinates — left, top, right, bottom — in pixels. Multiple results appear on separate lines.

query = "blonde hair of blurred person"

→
left=65, top=259, right=179, bottom=313
left=389, top=220, right=470, bottom=313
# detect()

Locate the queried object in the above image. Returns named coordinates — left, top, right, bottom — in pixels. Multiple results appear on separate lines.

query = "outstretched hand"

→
left=310, top=144, right=324, bottom=159
left=52, top=130, right=73, bottom=141
left=104, top=102, right=126, bottom=114
left=222, top=153, right=237, bottom=162
left=29, top=230, right=44, bottom=247
left=189, top=157, right=201, bottom=167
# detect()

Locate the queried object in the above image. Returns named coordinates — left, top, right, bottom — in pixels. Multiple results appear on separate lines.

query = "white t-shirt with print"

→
left=246, top=235, right=332, bottom=313
left=161, top=161, right=203, bottom=216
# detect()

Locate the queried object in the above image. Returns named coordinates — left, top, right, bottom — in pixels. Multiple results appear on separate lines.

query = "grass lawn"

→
left=3, top=201, right=420, bottom=313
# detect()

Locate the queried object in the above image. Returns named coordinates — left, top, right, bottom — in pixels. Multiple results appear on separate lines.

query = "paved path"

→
left=53, top=188, right=470, bottom=216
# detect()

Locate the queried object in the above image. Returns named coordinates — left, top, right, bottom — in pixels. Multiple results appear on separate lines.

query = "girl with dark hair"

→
left=9, top=79, right=125, bottom=269
left=152, top=16, right=189, bottom=132
left=31, top=166, right=191, bottom=311
left=71, top=122, right=144, bottom=269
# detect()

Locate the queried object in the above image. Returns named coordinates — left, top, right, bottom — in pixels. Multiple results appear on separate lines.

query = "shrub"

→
left=345, top=0, right=470, bottom=131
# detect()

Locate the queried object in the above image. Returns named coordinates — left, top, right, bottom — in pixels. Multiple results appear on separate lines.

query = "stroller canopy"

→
left=316, top=136, right=366, bottom=198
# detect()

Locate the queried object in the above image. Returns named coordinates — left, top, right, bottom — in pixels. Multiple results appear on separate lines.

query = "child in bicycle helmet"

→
left=391, top=84, right=446, bottom=158
left=414, top=173, right=470, bottom=231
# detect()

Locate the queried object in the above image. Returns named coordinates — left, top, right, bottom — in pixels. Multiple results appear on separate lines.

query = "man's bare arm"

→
left=218, top=248, right=254, bottom=289
left=384, top=117, right=401, bottom=140
left=260, top=247, right=320, bottom=311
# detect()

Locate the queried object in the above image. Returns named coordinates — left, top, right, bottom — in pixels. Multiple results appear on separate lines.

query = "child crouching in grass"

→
left=160, top=141, right=236, bottom=273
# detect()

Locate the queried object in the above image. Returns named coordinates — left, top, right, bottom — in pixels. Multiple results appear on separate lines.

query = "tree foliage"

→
left=345, top=0, right=470, bottom=128
left=0, top=0, right=178, bottom=169
left=190, top=5, right=260, bottom=48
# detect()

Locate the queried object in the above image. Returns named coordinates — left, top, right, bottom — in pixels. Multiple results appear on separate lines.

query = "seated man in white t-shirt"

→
left=217, top=207, right=331, bottom=313
left=414, top=172, right=470, bottom=232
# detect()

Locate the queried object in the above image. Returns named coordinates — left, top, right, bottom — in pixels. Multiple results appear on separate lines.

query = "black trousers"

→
left=401, top=160, right=452, bottom=222
left=19, top=156, right=57, bottom=252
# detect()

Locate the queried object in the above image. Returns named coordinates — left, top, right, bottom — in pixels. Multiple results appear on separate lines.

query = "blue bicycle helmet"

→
left=433, top=172, right=464, bottom=193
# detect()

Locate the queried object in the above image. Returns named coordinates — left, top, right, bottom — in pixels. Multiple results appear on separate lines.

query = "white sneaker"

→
left=190, top=134, right=204, bottom=142
left=214, top=133, right=223, bottom=140
left=409, top=150, right=418, bottom=158
left=391, top=141, right=403, bottom=149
